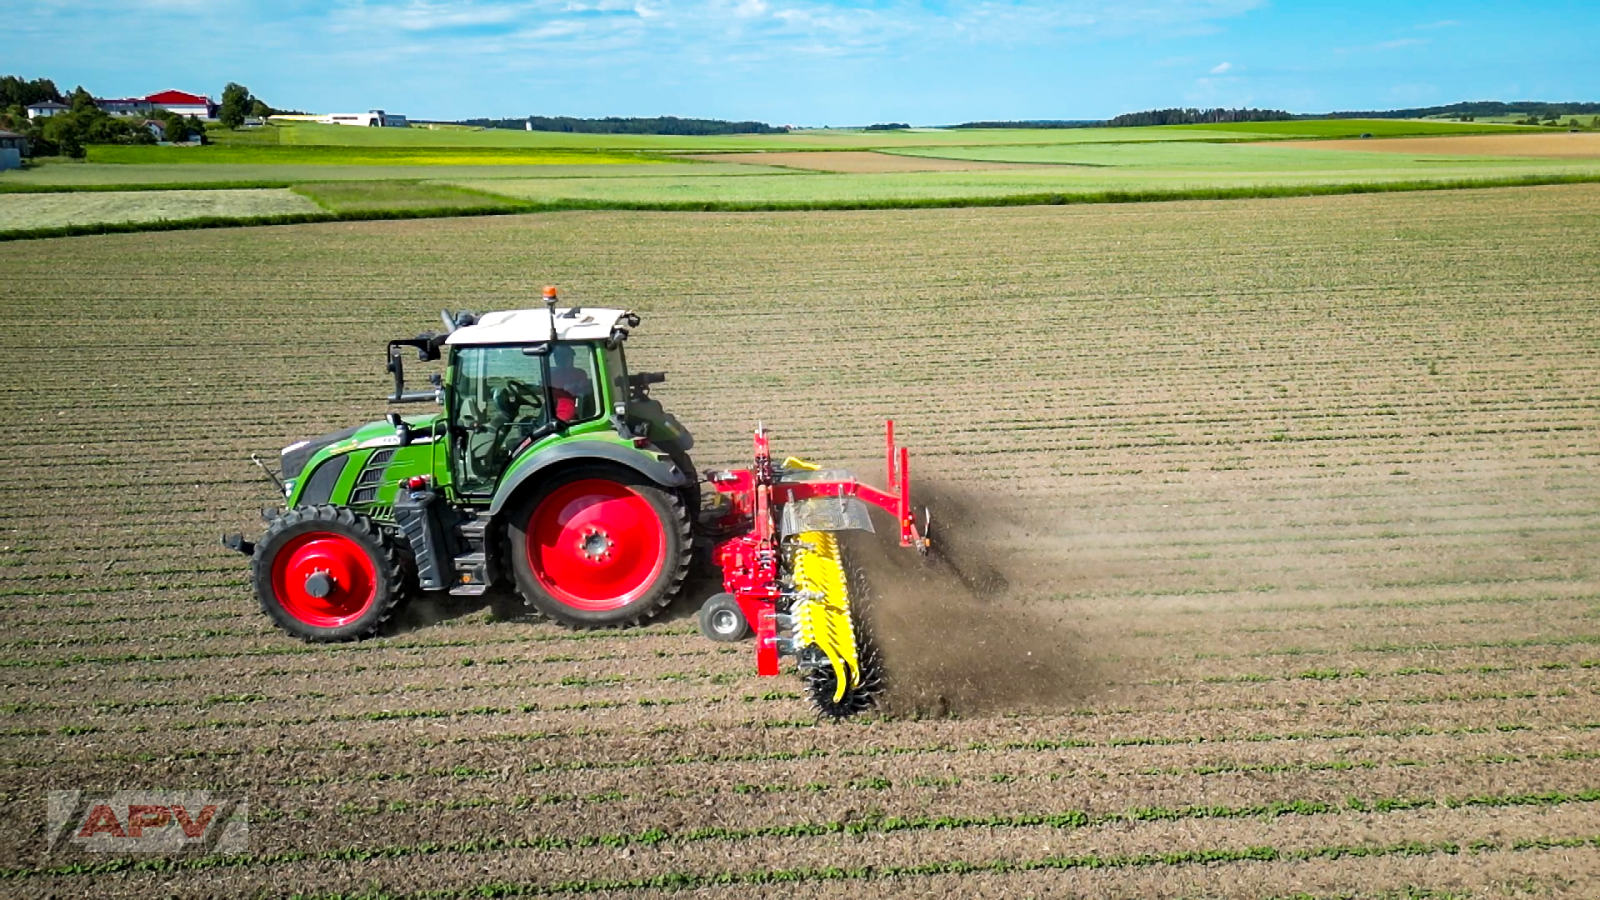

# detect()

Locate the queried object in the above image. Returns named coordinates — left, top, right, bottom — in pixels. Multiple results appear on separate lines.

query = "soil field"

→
left=1284, top=132, right=1600, bottom=158
left=677, top=151, right=1041, bottom=172
left=0, top=184, right=1597, bottom=898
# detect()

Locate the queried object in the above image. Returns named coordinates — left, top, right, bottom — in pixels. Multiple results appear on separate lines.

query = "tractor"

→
left=225, top=288, right=926, bottom=716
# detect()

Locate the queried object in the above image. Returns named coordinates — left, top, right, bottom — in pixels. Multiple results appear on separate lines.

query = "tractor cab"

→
left=432, top=307, right=628, bottom=495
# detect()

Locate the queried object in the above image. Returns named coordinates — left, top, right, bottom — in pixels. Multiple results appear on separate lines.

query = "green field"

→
left=449, top=154, right=1600, bottom=208
left=84, top=143, right=658, bottom=166
left=292, top=181, right=525, bottom=213
left=270, top=118, right=1542, bottom=150
left=887, top=140, right=1584, bottom=167
left=0, top=117, right=1583, bottom=237
left=0, top=160, right=796, bottom=189
left=0, top=188, right=320, bottom=231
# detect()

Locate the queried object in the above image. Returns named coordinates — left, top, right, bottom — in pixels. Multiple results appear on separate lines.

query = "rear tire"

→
left=506, top=464, right=691, bottom=628
left=252, top=505, right=408, bottom=642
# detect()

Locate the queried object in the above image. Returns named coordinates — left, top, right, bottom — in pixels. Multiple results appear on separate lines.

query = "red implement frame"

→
left=707, top=421, right=925, bottom=677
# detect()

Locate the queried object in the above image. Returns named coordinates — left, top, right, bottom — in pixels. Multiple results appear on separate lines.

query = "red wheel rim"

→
left=270, top=531, right=379, bottom=628
left=525, top=479, right=667, bottom=612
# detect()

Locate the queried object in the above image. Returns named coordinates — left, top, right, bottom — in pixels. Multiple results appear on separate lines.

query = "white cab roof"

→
left=444, top=307, right=631, bottom=346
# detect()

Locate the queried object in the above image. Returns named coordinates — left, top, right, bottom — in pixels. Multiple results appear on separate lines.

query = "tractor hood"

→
left=280, top=416, right=440, bottom=481
left=280, top=426, right=362, bottom=481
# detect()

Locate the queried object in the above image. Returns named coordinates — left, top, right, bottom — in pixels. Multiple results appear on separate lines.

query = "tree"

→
left=249, top=98, right=271, bottom=118
left=0, top=76, right=64, bottom=109
left=219, top=82, right=251, bottom=129
left=69, top=85, right=96, bottom=113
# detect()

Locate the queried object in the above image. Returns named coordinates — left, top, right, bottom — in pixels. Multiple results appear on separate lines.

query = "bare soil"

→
left=2, top=185, right=1598, bottom=896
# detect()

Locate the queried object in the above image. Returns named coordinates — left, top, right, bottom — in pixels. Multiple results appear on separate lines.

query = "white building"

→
left=25, top=101, right=68, bottom=119
left=272, top=110, right=408, bottom=128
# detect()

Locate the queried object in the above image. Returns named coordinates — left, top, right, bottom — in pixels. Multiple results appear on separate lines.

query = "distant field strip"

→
left=1284, top=132, right=1600, bottom=158
left=85, top=144, right=659, bottom=166
left=677, top=151, right=1042, bottom=172
left=0, top=188, right=320, bottom=230
left=267, top=118, right=1545, bottom=150
left=450, top=168, right=1600, bottom=207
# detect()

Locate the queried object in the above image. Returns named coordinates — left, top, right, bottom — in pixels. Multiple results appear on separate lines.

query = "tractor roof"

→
left=444, top=307, right=631, bottom=346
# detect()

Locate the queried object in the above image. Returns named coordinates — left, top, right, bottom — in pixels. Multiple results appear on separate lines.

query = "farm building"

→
left=0, top=130, right=27, bottom=170
left=144, top=90, right=217, bottom=119
left=96, top=96, right=153, bottom=115
left=25, top=101, right=68, bottom=119
left=271, top=109, right=408, bottom=128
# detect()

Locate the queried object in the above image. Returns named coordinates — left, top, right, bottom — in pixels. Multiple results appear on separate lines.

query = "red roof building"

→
left=144, top=90, right=216, bottom=118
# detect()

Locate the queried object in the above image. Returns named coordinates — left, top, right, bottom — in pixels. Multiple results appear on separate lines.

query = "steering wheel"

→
left=491, top=379, right=543, bottom=421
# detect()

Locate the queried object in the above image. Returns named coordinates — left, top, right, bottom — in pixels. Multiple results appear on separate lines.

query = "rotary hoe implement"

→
left=225, top=289, right=927, bottom=717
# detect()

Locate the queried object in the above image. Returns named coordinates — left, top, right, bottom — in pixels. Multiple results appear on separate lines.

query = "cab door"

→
left=444, top=345, right=550, bottom=496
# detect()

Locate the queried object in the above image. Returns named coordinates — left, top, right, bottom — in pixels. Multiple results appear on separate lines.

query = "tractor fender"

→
left=488, top=439, right=690, bottom=516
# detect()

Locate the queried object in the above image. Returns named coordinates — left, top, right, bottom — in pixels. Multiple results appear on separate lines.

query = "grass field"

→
left=1, top=184, right=1597, bottom=897
left=84, top=144, right=660, bottom=166
left=450, top=158, right=1600, bottom=207
left=269, top=118, right=1544, bottom=150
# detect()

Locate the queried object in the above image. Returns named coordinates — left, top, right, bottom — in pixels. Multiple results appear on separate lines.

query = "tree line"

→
left=1107, top=107, right=1293, bottom=127
left=1313, top=100, right=1600, bottom=120
left=454, top=115, right=788, bottom=135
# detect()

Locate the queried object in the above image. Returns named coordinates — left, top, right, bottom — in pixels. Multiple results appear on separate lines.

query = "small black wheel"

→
left=697, top=593, right=750, bottom=642
left=252, top=505, right=409, bottom=642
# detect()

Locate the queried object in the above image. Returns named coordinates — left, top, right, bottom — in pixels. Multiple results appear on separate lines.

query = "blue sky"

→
left=9, top=2, right=1597, bottom=124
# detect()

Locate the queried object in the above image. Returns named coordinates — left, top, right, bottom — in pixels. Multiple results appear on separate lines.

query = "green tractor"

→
left=225, top=289, right=697, bottom=640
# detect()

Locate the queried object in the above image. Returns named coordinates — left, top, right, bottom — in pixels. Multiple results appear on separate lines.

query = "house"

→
left=0, top=130, right=28, bottom=171
left=26, top=101, right=68, bottom=119
left=142, top=119, right=167, bottom=141
left=96, top=97, right=153, bottom=116
left=145, top=90, right=217, bottom=119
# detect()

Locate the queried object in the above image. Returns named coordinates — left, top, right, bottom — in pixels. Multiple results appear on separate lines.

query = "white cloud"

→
left=1209, top=61, right=1231, bottom=74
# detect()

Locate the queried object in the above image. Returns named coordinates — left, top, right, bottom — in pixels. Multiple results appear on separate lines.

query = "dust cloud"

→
left=852, top=482, right=1098, bottom=717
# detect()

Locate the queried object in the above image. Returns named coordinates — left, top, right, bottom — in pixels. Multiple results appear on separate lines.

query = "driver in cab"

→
left=549, top=344, right=593, bottom=422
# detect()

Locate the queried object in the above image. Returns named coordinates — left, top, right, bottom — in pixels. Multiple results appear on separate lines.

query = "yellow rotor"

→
left=789, top=530, right=860, bottom=703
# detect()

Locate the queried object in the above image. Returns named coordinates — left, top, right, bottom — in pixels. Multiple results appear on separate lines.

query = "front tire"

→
left=252, top=505, right=408, bottom=642
left=506, top=465, right=691, bottom=628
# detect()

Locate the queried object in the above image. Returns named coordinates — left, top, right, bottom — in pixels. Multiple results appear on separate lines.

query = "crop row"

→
left=9, top=787, right=1597, bottom=882
left=241, top=744, right=1600, bottom=824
